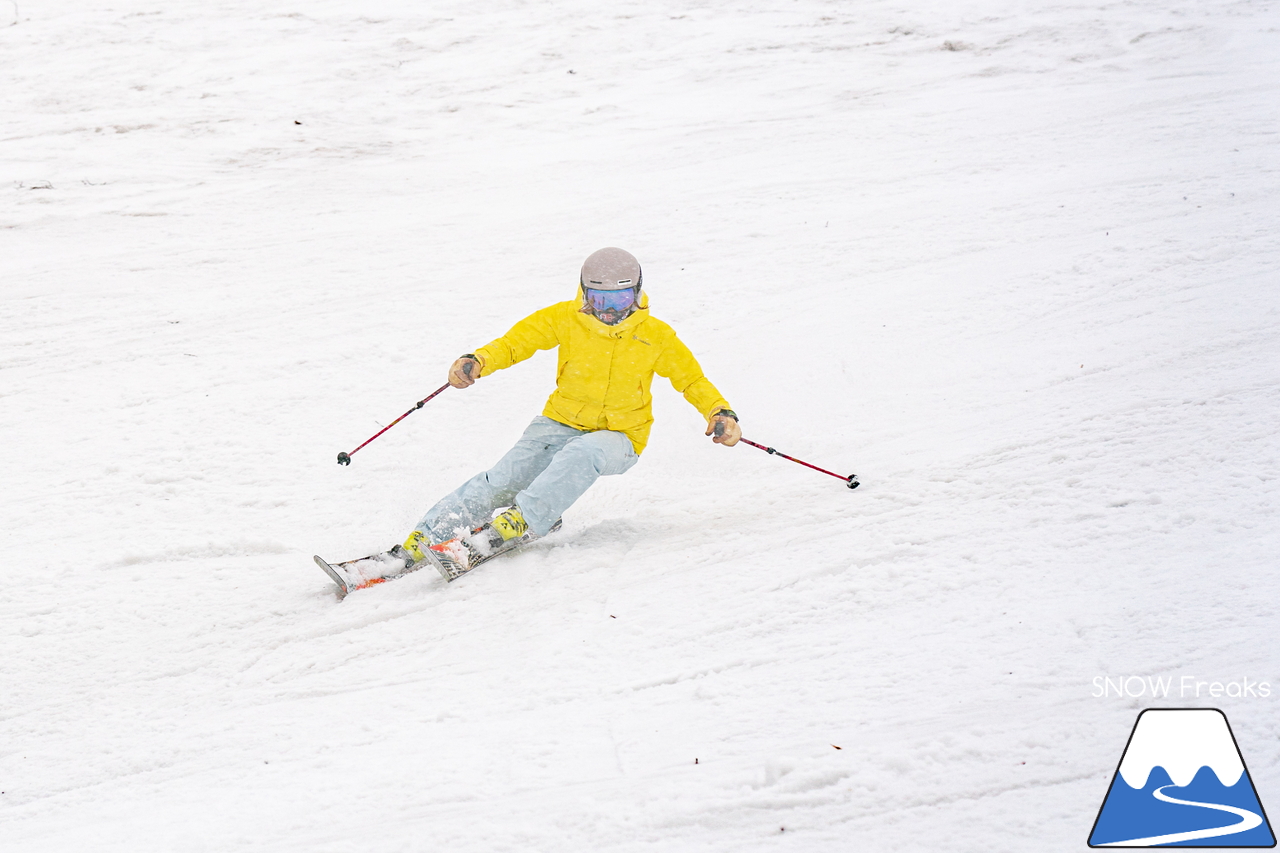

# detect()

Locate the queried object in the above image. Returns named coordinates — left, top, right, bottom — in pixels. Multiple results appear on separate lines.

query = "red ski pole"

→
left=739, top=437, right=859, bottom=489
left=336, top=382, right=452, bottom=466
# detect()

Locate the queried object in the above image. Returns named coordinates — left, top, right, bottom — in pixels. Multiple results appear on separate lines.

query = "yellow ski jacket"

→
left=473, top=288, right=731, bottom=455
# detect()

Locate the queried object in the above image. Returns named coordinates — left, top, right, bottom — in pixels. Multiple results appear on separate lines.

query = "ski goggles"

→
left=583, top=285, right=639, bottom=314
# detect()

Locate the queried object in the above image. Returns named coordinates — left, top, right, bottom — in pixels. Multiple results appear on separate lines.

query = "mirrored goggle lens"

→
left=585, top=287, right=637, bottom=313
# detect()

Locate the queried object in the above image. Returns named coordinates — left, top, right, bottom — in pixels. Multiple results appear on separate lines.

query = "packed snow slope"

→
left=3, top=1, right=1278, bottom=850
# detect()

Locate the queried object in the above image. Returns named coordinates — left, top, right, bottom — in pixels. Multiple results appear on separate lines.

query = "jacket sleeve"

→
left=654, top=332, right=731, bottom=419
left=473, top=304, right=563, bottom=375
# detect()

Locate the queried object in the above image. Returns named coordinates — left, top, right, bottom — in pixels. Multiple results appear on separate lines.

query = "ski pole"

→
left=336, top=382, right=451, bottom=466
left=337, top=362, right=475, bottom=465
left=738, top=436, right=860, bottom=489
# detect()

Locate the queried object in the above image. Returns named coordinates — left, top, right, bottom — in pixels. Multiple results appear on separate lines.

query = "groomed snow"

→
left=3, top=1, right=1278, bottom=850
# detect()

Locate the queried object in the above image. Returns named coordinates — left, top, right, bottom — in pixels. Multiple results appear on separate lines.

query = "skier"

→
left=319, top=247, right=741, bottom=593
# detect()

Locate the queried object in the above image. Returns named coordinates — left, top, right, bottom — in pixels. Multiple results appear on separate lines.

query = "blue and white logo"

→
left=1089, top=708, right=1275, bottom=847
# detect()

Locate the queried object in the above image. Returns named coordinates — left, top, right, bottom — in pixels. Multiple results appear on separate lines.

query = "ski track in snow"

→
left=2, top=0, right=1279, bottom=850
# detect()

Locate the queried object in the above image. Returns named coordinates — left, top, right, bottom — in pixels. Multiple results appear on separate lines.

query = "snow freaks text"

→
left=1092, top=676, right=1273, bottom=700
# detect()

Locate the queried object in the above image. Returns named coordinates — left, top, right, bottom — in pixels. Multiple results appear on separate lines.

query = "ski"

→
left=313, top=547, right=420, bottom=599
left=423, top=517, right=563, bottom=583
left=420, top=540, right=484, bottom=583
left=316, top=518, right=563, bottom=596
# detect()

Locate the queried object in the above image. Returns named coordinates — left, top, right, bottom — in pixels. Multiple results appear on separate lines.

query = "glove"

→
left=706, top=408, right=741, bottom=446
left=448, top=354, right=481, bottom=388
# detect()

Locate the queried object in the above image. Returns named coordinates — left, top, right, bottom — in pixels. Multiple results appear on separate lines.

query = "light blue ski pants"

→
left=415, top=416, right=639, bottom=541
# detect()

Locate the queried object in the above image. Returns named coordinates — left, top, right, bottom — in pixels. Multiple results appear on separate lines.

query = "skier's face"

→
left=583, top=286, right=639, bottom=325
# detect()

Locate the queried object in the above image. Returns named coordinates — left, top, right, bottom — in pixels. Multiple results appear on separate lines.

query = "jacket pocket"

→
left=548, top=393, right=590, bottom=426
left=604, top=407, right=652, bottom=431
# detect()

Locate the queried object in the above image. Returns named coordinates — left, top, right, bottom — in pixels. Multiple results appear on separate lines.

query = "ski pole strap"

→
left=739, top=438, right=859, bottom=489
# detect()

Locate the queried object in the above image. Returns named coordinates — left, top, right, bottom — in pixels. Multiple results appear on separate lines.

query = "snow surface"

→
left=1117, top=709, right=1244, bottom=789
left=3, top=0, right=1279, bottom=850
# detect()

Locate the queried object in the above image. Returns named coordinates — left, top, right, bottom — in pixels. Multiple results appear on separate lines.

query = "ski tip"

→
left=421, top=548, right=461, bottom=583
left=313, top=555, right=352, bottom=599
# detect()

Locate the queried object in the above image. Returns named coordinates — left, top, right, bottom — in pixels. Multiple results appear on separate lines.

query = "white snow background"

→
left=3, top=0, right=1278, bottom=850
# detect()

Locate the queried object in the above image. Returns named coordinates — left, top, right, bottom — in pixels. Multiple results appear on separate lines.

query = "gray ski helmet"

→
left=580, top=247, right=642, bottom=292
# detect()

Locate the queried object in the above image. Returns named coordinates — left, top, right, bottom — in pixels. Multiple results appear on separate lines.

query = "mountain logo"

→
left=1089, top=708, right=1275, bottom=847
